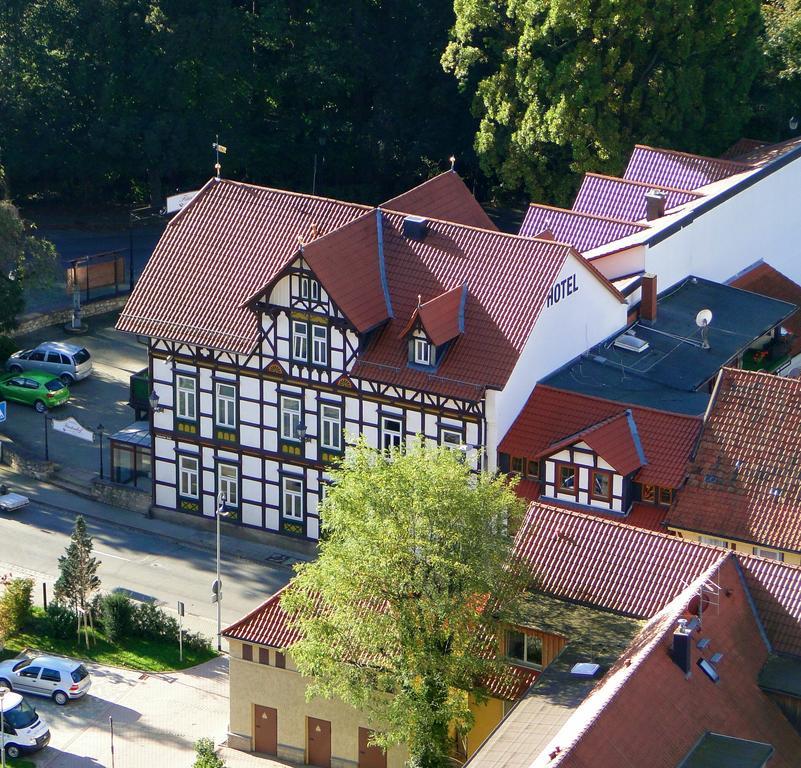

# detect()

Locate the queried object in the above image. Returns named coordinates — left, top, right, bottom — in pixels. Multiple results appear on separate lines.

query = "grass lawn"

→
left=9, top=759, right=36, bottom=768
left=4, top=609, right=216, bottom=672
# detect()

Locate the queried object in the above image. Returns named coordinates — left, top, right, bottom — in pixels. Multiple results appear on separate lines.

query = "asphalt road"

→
left=0, top=499, right=291, bottom=641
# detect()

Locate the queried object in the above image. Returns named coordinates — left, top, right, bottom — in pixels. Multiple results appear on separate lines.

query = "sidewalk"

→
left=0, top=465, right=313, bottom=571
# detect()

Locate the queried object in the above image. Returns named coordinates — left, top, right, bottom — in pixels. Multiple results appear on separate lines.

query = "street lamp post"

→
left=1, top=685, right=7, bottom=768
left=215, top=493, right=227, bottom=652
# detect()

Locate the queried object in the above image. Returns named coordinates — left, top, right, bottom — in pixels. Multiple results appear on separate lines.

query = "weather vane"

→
left=212, top=135, right=227, bottom=180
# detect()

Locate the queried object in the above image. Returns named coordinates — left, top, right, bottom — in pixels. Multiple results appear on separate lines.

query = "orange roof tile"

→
left=500, top=385, right=702, bottom=488
left=399, top=284, right=467, bottom=347
left=222, top=585, right=300, bottom=649
left=624, top=144, right=753, bottom=189
left=730, top=261, right=801, bottom=357
left=512, top=502, right=724, bottom=618
left=382, top=171, right=497, bottom=231
left=666, top=368, right=801, bottom=554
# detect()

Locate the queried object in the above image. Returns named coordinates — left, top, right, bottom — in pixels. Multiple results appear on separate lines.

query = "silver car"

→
left=6, top=341, right=93, bottom=386
left=0, top=656, right=92, bottom=705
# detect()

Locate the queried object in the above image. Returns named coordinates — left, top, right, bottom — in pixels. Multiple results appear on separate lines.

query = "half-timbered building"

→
left=117, top=172, right=627, bottom=541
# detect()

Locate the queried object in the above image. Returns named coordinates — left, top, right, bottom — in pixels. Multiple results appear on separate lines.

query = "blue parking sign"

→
left=0, top=401, right=6, bottom=423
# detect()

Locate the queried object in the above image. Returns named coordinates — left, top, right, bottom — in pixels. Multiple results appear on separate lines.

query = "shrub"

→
left=192, top=737, right=225, bottom=768
left=0, top=576, right=33, bottom=636
left=183, top=629, right=213, bottom=654
left=101, top=593, right=134, bottom=643
left=45, top=602, right=77, bottom=639
left=131, top=602, right=178, bottom=640
left=0, top=336, right=18, bottom=364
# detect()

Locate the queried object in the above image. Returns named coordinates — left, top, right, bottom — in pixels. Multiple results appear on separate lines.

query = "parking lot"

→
left=1, top=313, right=147, bottom=476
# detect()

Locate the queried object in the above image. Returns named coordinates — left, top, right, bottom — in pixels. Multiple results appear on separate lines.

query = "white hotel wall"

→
left=494, top=252, right=628, bottom=448
left=644, top=159, right=801, bottom=291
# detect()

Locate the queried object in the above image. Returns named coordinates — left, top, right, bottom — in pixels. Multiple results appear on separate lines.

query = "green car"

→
left=0, top=372, right=70, bottom=413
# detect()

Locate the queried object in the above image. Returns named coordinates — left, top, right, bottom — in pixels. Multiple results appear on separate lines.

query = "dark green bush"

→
left=0, top=576, right=33, bottom=636
left=132, top=602, right=178, bottom=640
left=0, top=336, right=18, bottom=364
left=45, top=602, right=77, bottom=639
left=183, top=629, right=213, bottom=654
left=192, top=737, right=225, bottom=768
left=101, top=593, right=134, bottom=643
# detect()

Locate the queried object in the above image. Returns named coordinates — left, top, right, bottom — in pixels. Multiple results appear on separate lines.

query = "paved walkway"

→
left=0, top=465, right=312, bottom=571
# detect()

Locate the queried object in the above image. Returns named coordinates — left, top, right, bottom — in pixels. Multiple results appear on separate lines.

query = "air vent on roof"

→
left=402, top=215, right=428, bottom=241
left=570, top=662, right=601, bottom=678
left=613, top=333, right=650, bottom=354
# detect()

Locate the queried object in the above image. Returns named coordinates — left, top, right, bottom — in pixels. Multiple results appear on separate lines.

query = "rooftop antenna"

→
left=212, top=135, right=227, bottom=180
left=696, top=309, right=713, bottom=349
left=449, top=155, right=456, bottom=171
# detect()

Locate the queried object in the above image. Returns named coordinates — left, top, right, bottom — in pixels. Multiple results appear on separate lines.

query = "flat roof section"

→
left=677, top=733, right=774, bottom=768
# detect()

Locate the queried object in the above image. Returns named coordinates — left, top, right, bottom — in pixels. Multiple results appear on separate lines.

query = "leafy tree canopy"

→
left=54, top=515, right=102, bottom=612
left=443, top=0, right=763, bottom=204
left=282, top=438, right=526, bottom=768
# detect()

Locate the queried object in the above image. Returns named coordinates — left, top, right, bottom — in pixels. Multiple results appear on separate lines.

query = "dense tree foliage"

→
left=0, top=0, right=475, bottom=206
left=443, top=0, right=763, bottom=204
left=54, top=516, right=102, bottom=612
left=282, top=439, right=526, bottom=768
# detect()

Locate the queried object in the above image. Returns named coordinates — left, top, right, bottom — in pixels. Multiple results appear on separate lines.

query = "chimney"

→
left=640, top=273, right=658, bottom=322
left=672, top=621, right=692, bottom=676
left=402, top=215, right=428, bottom=241
left=645, top=190, right=668, bottom=221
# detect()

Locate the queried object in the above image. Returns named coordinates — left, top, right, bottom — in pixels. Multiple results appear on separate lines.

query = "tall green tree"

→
left=54, top=516, right=101, bottom=612
left=443, top=0, right=763, bottom=204
left=282, top=439, right=526, bottom=768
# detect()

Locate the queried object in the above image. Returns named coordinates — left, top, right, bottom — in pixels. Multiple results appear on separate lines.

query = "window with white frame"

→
left=300, top=277, right=320, bottom=301
left=381, top=416, right=403, bottom=450
left=321, top=404, right=342, bottom=451
left=292, top=321, right=308, bottom=361
left=753, top=546, right=784, bottom=561
left=218, top=464, right=239, bottom=506
left=281, top=396, right=302, bottom=441
left=506, top=630, right=543, bottom=667
left=283, top=477, right=304, bottom=519
left=441, top=429, right=462, bottom=449
left=310, top=280, right=319, bottom=300
left=699, top=535, right=728, bottom=548
left=178, top=456, right=199, bottom=498
left=215, top=382, right=236, bottom=428
left=413, top=337, right=432, bottom=365
left=312, top=325, right=328, bottom=366
left=176, top=375, right=196, bottom=420
left=300, top=276, right=309, bottom=298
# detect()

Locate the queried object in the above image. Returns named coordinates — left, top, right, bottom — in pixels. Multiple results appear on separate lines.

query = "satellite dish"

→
left=695, top=309, right=713, bottom=327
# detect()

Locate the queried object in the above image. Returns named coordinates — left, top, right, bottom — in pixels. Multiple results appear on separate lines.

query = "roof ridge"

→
left=631, top=144, right=755, bottom=170
left=215, top=177, right=372, bottom=211
left=380, top=169, right=458, bottom=205
left=527, top=202, right=649, bottom=229
left=582, top=172, right=703, bottom=197
left=536, top=384, right=703, bottom=423
left=222, top=584, right=289, bottom=638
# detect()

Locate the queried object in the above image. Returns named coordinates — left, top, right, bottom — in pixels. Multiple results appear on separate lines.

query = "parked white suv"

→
left=0, top=656, right=92, bottom=704
left=0, top=690, right=51, bottom=759
left=7, top=342, right=93, bottom=386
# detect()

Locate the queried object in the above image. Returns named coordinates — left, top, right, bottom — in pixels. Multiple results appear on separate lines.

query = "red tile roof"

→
left=666, top=368, right=801, bottom=554
left=117, top=179, right=369, bottom=353
left=223, top=585, right=300, bottom=649
left=738, top=554, right=801, bottom=658
left=542, top=410, right=645, bottom=477
left=512, top=502, right=725, bottom=618
left=399, top=284, right=466, bottom=347
left=382, top=171, right=497, bottom=231
left=729, top=135, right=801, bottom=165
left=342, top=214, right=587, bottom=399
left=572, top=173, right=701, bottom=222
left=500, top=385, right=702, bottom=489
left=519, top=204, right=647, bottom=253
left=483, top=664, right=540, bottom=701
left=301, top=211, right=392, bottom=333
left=720, top=137, right=769, bottom=160
left=730, top=261, right=801, bottom=357
left=546, top=556, right=801, bottom=768
left=624, top=144, right=753, bottom=190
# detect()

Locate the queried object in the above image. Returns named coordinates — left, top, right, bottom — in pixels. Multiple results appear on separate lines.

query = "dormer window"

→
left=413, top=337, right=432, bottom=366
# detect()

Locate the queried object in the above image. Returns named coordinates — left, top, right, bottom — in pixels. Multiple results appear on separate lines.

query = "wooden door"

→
left=307, top=717, right=331, bottom=768
left=358, top=728, right=387, bottom=768
left=254, top=705, right=278, bottom=755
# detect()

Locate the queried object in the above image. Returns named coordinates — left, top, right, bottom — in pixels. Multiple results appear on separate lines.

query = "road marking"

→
left=95, top=550, right=133, bottom=562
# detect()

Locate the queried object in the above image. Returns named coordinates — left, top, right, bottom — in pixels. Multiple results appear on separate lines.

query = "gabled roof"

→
left=541, top=410, right=646, bottom=477
left=223, top=585, right=299, bottom=649
left=382, top=171, right=497, bottom=231
left=513, top=502, right=725, bottom=619
left=730, top=261, right=801, bottom=357
left=624, top=144, right=753, bottom=190
left=737, top=554, right=801, bottom=658
left=666, top=368, right=801, bottom=554
left=299, top=210, right=392, bottom=332
left=116, top=179, right=369, bottom=353
left=500, top=385, right=702, bottom=488
left=730, top=135, right=801, bottom=165
left=720, top=137, right=769, bottom=160
left=572, top=173, right=701, bottom=222
left=519, top=203, right=647, bottom=253
left=399, top=283, right=467, bottom=347
left=343, top=213, right=589, bottom=399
